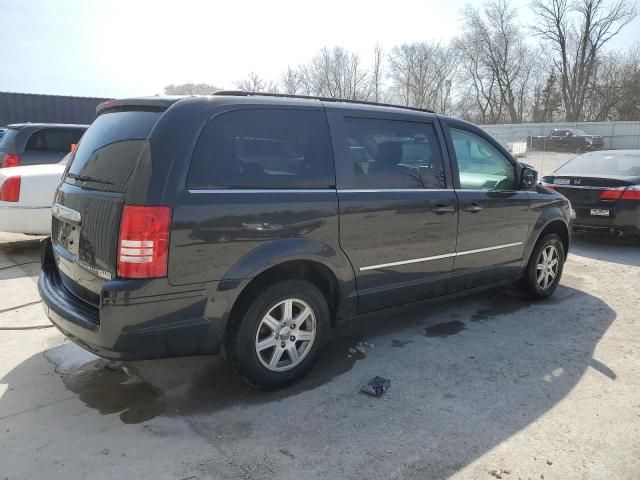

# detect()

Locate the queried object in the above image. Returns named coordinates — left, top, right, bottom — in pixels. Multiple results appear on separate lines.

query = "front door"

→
left=445, top=124, right=530, bottom=288
left=328, top=111, right=459, bottom=313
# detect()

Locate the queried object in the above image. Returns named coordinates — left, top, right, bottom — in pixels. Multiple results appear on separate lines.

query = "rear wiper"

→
left=67, top=173, right=114, bottom=185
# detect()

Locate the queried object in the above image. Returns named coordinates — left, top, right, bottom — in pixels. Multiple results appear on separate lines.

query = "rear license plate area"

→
left=54, top=219, right=80, bottom=257
left=590, top=209, right=610, bottom=217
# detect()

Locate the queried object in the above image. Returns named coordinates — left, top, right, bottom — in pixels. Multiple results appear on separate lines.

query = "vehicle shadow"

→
left=571, top=231, right=640, bottom=267
left=1, top=280, right=617, bottom=478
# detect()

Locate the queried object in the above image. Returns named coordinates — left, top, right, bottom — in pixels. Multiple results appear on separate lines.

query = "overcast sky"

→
left=1, top=0, right=639, bottom=98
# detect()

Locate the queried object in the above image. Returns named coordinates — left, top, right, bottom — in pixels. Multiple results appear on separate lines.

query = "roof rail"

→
left=212, top=90, right=435, bottom=114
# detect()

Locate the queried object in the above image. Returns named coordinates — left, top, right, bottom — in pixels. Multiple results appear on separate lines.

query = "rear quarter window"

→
left=25, top=128, right=85, bottom=153
left=187, top=109, right=335, bottom=189
left=66, top=111, right=161, bottom=192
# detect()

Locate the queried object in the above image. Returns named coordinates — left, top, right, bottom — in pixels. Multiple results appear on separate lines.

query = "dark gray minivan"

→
left=39, top=92, right=572, bottom=387
left=0, top=123, right=87, bottom=168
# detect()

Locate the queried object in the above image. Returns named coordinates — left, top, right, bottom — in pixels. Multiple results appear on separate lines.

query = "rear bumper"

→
left=0, top=205, right=51, bottom=235
left=38, top=238, right=231, bottom=360
left=573, top=204, right=640, bottom=236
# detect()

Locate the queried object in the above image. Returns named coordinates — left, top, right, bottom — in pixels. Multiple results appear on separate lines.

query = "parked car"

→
left=542, top=150, right=640, bottom=239
left=38, top=93, right=572, bottom=388
left=0, top=155, right=68, bottom=235
left=0, top=123, right=87, bottom=168
left=528, top=128, right=604, bottom=153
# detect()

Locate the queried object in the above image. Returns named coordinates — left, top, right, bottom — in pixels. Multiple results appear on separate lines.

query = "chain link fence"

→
left=481, top=121, right=640, bottom=176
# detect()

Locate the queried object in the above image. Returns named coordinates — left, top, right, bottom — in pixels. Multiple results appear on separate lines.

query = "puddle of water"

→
left=424, top=320, right=466, bottom=337
left=63, top=361, right=165, bottom=424
left=44, top=330, right=368, bottom=422
left=391, top=339, right=413, bottom=348
left=44, top=343, right=165, bottom=424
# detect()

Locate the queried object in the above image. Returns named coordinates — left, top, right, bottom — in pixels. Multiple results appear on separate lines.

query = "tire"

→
left=225, top=279, right=330, bottom=388
left=517, top=233, right=565, bottom=299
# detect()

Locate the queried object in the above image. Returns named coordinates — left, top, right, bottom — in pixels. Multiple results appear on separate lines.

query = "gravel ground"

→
left=1, top=164, right=639, bottom=479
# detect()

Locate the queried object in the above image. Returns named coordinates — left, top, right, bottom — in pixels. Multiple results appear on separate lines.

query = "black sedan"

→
left=542, top=150, right=640, bottom=239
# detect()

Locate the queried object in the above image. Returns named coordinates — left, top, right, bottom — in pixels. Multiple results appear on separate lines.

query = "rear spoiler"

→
left=97, top=97, right=181, bottom=115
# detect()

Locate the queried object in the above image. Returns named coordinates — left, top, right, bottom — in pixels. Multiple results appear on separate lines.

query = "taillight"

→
left=2, top=154, right=20, bottom=168
left=600, top=186, right=640, bottom=201
left=541, top=181, right=556, bottom=190
left=600, top=188, right=624, bottom=200
left=620, top=186, right=640, bottom=201
left=117, top=205, right=172, bottom=279
left=0, top=176, right=21, bottom=202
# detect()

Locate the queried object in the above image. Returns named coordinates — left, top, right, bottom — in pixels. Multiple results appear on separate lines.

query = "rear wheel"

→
left=517, top=233, right=565, bottom=299
left=226, top=279, right=330, bottom=388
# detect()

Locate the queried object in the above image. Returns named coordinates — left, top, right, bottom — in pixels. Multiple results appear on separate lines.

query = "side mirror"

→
left=520, top=166, right=538, bottom=190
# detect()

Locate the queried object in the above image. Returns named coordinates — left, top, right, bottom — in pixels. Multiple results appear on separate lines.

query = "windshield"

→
left=568, top=129, right=588, bottom=136
left=556, top=152, right=640, bottom=176
left=66, top=110, right=161, bottom=191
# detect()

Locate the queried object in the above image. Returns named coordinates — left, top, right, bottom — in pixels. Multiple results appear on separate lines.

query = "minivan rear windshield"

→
left=66, top=110, right=161, bottom=191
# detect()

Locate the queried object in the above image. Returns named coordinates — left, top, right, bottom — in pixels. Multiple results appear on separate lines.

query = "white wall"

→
left=480, top=121, right=640, bottom=150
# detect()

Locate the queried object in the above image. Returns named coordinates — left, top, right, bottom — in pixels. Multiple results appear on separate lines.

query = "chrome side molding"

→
left=359, top=242, right=523, bottom=271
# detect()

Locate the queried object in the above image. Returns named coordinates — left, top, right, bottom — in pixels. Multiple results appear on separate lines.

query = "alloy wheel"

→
left=254, top=298, right=317, bottom=372
left=536, top=244, right=560, bottom=290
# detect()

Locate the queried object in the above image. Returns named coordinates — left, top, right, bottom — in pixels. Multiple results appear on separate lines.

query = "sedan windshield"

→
left=556, top=152, right=640, bottom=176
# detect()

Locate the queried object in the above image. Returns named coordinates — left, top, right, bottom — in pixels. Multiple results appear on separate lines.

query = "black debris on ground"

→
left=361, top=376, right=391, bottom=397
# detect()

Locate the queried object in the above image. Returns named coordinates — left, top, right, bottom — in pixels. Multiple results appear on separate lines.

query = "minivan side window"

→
left=188, top=109, right=335, bottom=189
left=342, top=117, right=445, bottom=189
left=25, top=129, right=84, bottom=153
left=450, top=128, right=516, bottom=191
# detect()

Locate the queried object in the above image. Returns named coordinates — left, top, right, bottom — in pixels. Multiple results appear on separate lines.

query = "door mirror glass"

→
left=520, top=166, right=538, bottom=190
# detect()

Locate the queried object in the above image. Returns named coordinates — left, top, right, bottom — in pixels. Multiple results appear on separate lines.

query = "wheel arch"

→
left=219, top=238, right=357, bottom=342
left=537, top=218, right=570, bottom=254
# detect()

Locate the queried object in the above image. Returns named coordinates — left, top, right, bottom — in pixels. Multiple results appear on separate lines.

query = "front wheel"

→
left=225, top=279, right=330, bottom=388
left=517, top=233, right=566, bottom=299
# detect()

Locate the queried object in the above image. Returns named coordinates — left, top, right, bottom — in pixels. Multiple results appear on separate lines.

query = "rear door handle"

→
left=431, top=204, right=456, bottom=214
left=462, top=203, right=483, bottom=213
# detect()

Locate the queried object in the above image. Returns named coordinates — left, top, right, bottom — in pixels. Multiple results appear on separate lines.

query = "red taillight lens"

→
left=117, top=205, right=172, bottom=279
left=0, top=176, right=21, bottom=202
left=600, top=188, right=624, bottom=200
left=2, top=154, right=20, bottom=168
left=620, top=186, right=640, bottom=200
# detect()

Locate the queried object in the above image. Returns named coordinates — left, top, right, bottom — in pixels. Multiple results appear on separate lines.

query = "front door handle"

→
left=462, top=203, right=483, bottom=213
left=431, top=204, right=456, bottom=214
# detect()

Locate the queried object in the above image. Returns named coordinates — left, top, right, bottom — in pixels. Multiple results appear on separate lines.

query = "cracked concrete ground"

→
left=1, top=208, right=639, bottom=479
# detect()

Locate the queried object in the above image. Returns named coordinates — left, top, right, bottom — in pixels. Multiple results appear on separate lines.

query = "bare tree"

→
left=531, top=0, right=637, bottom=121
left=388, top=42, right=457, bottom=110
left=454, top=31, right=503, bottom=123
left=583, top=45, right=640, bottom=120
left=370, top=44, right=385, bottom=102
left=531, top=70, right=563, bottom=122
left=458, top=1, right=536, bottom=123
left=304, top=47, right=371, bottom=100
left=234, top=72, right=278, bottom=93
left=280, top=67, right=302, bottom=95
left=164, top=83, right=222, bottom=95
